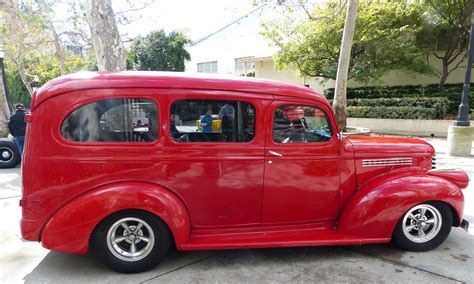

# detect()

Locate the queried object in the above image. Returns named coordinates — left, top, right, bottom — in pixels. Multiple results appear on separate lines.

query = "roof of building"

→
left=33, top=71, right=325, bottom=108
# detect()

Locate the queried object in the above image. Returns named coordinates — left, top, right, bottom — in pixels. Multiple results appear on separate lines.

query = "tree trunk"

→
left=0, top=59, right=11, bottom=137
left=439, top=58, right=449, bottom=89
left=50, top=21, right=66, bottom=75
left=333, top=0, right=358, bottom=132
left=16, top=64, right=34, bottom=96
left=85, top=0, right=126, bottom=71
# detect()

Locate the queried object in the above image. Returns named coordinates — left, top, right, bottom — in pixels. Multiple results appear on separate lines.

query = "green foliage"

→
left=347, top=98, right=448, bottom=119
left=325, top=84, right=474, bottom=119
left=347, top=106, right=440, bottom=119
left=4, top=54, right=96, bottom=107
left=127, top=30, right=191, bottom=71
left=5, top=64, right=30, bottom=109
left=417, top=0, right=474, bottom=87
left=261, top=1, right=435, bottom=84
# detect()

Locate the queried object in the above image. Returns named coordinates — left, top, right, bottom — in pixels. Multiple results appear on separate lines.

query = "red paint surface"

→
left=20, top=72, right=467, bottom=254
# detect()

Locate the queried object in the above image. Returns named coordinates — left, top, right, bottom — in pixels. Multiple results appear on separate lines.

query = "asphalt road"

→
left=1, top=137, right=473, bottom=283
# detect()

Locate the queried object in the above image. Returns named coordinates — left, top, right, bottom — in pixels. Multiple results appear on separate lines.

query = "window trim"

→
left=197, top=61, right=218, bottom=73
left=168, top=98, right=257, bottom=145
left=59, top=96, right=161, bottom=146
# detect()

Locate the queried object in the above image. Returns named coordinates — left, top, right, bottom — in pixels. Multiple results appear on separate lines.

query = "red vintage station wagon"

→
left=20, top=72, right=469, bottom=273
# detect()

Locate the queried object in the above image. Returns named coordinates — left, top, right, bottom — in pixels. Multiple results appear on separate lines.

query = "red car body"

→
left=20, top=72, right=468, bottom=255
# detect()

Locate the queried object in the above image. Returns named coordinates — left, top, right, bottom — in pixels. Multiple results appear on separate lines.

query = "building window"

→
left=197, top=61, right=218, bottom=73
left=273, top=105, right=332, bottom=143
left=234, top=57, right=255, bottom=75
left=66, top=45, right=84, bottom=57
left=61, top=99, right=158, bottom=142
left=170, top=99, right=255, bottom=143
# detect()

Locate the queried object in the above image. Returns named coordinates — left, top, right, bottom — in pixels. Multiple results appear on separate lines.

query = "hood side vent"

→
left=362, top=157, right=413, bottom=167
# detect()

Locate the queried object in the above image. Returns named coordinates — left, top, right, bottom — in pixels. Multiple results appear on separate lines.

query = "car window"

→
left=170, top=99, right=255, bottom=143
left=61, top=98, right=158, bottom=142
left=273, top=105, right=332, bottom=143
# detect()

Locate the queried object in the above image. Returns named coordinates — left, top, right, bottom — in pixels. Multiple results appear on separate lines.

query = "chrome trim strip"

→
left=362, top=157, right=412, bottom=167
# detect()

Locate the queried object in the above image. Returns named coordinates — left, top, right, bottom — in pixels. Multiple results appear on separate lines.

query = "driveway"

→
left=1, top=137, right=473, bottom=283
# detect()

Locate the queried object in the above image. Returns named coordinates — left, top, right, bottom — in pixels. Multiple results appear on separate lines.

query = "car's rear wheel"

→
left=0, top=141, right=20, bottom=169
left=392, top=202, right=452, bottom=251
left=91, top=210, right=170, bottom=273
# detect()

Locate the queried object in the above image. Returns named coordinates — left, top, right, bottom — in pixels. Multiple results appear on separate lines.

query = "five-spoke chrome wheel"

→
left=93, top=211, right=172, bottom=273
left=402, top=204, right=442, bottom=243
left=106, top=217, right=155, bottom=262
left=393, top=202, right=452, bottom=252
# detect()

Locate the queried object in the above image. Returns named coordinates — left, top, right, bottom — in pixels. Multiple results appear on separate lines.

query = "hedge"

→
left=347, top=97, right=448, bottom=119
left=347, top=106, right=440, bottom=120
left=324, top=83, right=470, bottom=117
left=324, top=83, right=473, bottom=99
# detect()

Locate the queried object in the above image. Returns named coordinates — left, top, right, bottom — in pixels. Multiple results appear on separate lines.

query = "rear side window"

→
left=170, top=99, right=255, bottom=142
left=273, top=105, right=332, bottom=143
left=61, top=99, right=158, bottom=142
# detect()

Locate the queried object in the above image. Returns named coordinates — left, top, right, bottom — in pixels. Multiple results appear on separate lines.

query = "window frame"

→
left=59, top=96, right=161, bottom=146
left=168, top=97, right=258, bottom=145
left=269, top=101, right=336, bottom=146
left=197, top=61, right=218, bottom=73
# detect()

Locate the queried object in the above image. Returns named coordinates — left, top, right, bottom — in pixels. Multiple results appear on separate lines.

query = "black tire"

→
left=91, top=210, right=171, bottom=273
left=392, top=202, right=452, bottom=252
left=0, top=141, right=20, bottom=169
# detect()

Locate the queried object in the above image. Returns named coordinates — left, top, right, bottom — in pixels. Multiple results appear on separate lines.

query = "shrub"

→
left=347, top=106, right=439, bottom=119
left=324, top=83, right=471, bottom=118
left=346, top=97, right=448, bottom=118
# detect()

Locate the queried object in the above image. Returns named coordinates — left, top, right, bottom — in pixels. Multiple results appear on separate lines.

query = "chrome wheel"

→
left=0, top=147, right=13, bottom=163
left=402, top=204, right=442, bottom=243
left=106, top=217, right=155, bottom=262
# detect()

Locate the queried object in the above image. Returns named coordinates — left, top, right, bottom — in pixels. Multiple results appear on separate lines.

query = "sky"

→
left=113, top=0, right=258, bottom=41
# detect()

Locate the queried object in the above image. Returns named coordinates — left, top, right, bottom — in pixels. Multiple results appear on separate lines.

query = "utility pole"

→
left=447, top=11, right=474, bottom=156
left=454, top=11, right=474, bottom=126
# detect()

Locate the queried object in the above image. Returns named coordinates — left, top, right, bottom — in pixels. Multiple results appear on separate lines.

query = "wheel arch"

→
left=41, top=181, right=191, bottom=254
left=337, top=170, right=464, bottom=239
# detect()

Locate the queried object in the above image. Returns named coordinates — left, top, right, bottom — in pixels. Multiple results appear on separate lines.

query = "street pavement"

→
left=0, top=137, right=473, bottom=283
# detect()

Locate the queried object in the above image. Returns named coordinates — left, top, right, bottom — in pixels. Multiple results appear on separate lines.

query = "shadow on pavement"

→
left=22, top=226, right=474, bottom=284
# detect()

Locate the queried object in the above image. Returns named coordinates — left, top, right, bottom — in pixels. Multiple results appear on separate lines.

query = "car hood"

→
left=346, top=135, right=435, bottom=159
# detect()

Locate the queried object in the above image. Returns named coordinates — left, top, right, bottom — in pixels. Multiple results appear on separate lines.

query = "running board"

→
left=179, top=226, right=390, bottom=251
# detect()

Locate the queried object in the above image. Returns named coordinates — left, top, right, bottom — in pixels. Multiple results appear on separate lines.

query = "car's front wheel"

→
left=393, top=202, right=452, bottom=251
left=91, top=210, right=171, bottom=273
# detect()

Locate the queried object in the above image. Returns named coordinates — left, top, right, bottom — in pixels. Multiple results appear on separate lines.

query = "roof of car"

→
left=33, top=71, right=326, bottom=108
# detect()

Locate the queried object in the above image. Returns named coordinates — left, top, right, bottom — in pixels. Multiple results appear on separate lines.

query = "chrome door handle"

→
left=268, top=150, right=283, bottom=157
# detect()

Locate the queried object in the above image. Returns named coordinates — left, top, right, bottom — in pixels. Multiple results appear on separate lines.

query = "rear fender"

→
left=41, top=182, right=191, bottom=254
left=338, top=168, right=464, bottom=239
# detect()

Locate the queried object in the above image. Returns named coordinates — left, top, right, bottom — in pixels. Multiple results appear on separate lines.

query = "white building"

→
left=185, top=4, right=469, bottom=94
left=185, top=5, right=277, bottom=77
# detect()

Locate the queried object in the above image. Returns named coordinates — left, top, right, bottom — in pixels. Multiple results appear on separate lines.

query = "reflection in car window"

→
left=61, top=99, right=158, bottom=142
left=273, top=105, right=332, bottom=143
left=170, top=100, right=255, bottom=143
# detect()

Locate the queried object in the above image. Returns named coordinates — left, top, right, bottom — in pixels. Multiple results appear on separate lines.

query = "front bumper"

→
left=461, top=219, right=470, bottom=232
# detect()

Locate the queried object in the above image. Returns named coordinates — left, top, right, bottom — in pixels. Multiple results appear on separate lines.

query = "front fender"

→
left=41, top=182, right=191, bottom=254
left=338, top=169, right=464, bottom=239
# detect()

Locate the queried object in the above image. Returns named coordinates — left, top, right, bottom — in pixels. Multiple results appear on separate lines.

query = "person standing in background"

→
left=201, top=108, right=213, bottom=133
left=8, top=104, right=27, bottom=159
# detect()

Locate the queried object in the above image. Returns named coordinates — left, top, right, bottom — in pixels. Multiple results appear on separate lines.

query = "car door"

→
left=262, top=99, right=341, bottom=224
left=159, top=93, right=268, bottom=228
